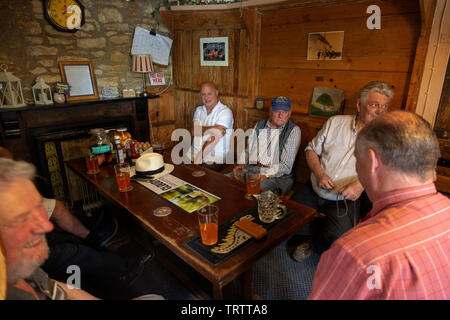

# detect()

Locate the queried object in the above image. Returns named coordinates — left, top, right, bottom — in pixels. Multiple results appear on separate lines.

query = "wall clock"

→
left=43, top=0, right=85, bottom=33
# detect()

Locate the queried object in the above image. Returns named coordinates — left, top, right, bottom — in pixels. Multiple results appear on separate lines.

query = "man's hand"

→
left=233, top=164, right=245, bottom=179
left=317, top=172, right=335, bottom=190
left=338, top=180, right=364, bottom=201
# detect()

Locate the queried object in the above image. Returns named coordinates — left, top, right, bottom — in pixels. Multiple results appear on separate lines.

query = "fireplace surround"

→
left=0, top=96, right=155, bottom=204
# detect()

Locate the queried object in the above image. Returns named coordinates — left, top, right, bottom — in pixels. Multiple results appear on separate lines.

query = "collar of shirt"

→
left=364, top=183, right=437, bottom=221
left=265, top=119, right=285, bottom=130
left=201, top=100, right=222, bottom=113
left=351, top=115, right=357, bottom=135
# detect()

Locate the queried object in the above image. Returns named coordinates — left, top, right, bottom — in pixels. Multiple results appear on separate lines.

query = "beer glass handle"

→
left=275, top=204, right=287, bottom=220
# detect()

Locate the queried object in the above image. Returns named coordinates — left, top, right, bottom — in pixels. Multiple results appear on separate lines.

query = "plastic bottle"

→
left=129, top=140, right=139, bottom=164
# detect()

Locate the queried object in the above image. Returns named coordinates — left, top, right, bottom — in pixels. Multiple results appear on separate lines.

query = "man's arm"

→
left=57, top=281, right=100, bottom=300
left=50, top=200, right=89, bottom=239
left=194, top=126, right=226, bottom=163
left=261, top=126, right=301, bottom=178
left=306, top=150, right=335, bottom=190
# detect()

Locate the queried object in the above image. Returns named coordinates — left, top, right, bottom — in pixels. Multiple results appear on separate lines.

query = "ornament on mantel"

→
left=54, top=82, right=70, bottom=104
left=32, top=76, right=53, bottom=105
left=0, top=64, right=26, bottom=108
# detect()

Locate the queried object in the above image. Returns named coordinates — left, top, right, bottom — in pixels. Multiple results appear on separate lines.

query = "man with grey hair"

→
left=0, top=158, right=97, bottom=299
left=0, top=158, right=163, bottom=300
left=289, top=81, right=394, bottom=262
left=309, top=111, right=449, bottom=299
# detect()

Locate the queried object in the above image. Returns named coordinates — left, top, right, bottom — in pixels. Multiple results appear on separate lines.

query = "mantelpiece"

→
left=0, top=96, right=157, bottom=200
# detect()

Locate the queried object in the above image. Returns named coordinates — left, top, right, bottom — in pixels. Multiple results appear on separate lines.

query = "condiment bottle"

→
left=114, top=135, right=125, bottom=165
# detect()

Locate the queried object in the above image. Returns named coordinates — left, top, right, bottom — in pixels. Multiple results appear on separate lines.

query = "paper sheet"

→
left=131, top=26, right=172, bottom=66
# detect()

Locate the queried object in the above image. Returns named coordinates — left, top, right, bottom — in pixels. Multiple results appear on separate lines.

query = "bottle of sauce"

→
left=129, top=140, right=139, bottom=164
left=116, top=128, right=132, bottom=160
left=114, top=135, right=125, bottom=165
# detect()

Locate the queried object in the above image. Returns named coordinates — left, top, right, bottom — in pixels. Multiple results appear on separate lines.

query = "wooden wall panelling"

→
left=261, top=0, right=420, bottom=26
left=259, top=69, right=410, bottom=115
left=405, top=0, right=437, bottom=112
left=173, top=30, right=193, bottom=89
left=242, top=7, right=262, bottom=109
left=260, top=16, right=420, bottom=72
left=434, top=59, right=450, bottom=138
left=237, top=28, right=250, bottom=97
left=258, top=0, right=420, bottom=115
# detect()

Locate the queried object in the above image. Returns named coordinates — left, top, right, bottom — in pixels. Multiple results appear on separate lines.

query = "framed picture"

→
left=58, top=61, right=99, bottom=102
left=309, top=87, right=344, bottom=117
left=307, top=31, right=344, bottom=60
left=200, top=37, right=228, bottom=66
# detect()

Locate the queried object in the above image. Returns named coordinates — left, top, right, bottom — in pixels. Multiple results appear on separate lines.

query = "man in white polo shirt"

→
left=191, top=82, right=234, bottom=172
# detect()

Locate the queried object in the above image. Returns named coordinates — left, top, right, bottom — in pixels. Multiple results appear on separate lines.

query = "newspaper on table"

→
left=134, top=172, right=220, bottom=214
left=131, top=26, right=172, bottom=66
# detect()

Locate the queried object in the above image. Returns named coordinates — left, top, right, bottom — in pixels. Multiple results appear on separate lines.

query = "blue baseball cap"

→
left=271, top=96, right=291, bottom=111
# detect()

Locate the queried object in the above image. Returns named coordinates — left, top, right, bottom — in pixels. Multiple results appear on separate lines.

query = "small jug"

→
left=254, top=190, right=287, bottom=223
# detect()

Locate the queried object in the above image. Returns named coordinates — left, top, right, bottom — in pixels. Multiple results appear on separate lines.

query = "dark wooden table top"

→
left=66, top=158, right=317, bottom=292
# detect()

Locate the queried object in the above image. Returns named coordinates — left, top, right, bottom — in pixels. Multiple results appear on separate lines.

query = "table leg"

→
left=242, top=268, right=254, bottom=300
left=212, top=283, right=223, bottom=300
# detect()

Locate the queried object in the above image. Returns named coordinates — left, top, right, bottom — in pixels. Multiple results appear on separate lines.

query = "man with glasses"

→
left=289, top=81, right=394, bottom=262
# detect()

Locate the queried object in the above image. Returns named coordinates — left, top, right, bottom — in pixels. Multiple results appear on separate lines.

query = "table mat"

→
left=184, top=206, right=297, bottom=266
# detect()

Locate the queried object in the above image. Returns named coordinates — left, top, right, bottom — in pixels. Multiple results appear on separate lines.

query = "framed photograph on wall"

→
left=307, top=31, right=344, bottom=60
left=309, top=87, right=344, bottom=117
left=58, top=61, right=99, bottom=102
left=200, top=37, right=228, bottom=66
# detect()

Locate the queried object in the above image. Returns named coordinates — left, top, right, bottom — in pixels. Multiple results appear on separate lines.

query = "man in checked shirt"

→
left=309, top=111, right=450, bottom=299
left=230, top=96, right=301, bottom=196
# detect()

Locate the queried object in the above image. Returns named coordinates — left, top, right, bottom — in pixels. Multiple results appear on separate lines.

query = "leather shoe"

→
left=84, top=217, right=118, bottom=249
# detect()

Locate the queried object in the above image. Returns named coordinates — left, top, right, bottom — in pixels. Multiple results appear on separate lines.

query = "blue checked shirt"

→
left=248, top=120, right=301, bottom=178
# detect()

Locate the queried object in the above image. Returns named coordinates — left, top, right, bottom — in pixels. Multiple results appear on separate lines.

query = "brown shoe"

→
left=292, top=240, right=312, bottom=262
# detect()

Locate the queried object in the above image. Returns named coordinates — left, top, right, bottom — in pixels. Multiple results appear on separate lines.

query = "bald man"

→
left=191, top=82, right=234, bottom=172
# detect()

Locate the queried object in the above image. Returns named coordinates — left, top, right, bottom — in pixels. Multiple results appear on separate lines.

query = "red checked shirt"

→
left=308, top=183, right=450, bottom=300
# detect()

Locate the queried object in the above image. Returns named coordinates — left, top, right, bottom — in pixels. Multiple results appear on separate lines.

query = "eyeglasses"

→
left=367, top=102, right=389, bottom=111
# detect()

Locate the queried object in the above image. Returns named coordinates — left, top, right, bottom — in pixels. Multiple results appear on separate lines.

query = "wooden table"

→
left=67, top=158, right=317, bottom=299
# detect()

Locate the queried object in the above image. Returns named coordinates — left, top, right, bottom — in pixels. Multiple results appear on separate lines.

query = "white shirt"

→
left=43, top=197, right=56, bottom=219
left=306, top=115, right=359, bottom=201
left=192, top=101, right=234, bottom=163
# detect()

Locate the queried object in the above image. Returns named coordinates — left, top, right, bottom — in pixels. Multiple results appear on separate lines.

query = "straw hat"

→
left=134, top=152, right=174, bottom=180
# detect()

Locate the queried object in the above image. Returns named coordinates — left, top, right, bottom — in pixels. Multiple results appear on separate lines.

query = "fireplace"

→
left=0, top=97, right=154, bottom=209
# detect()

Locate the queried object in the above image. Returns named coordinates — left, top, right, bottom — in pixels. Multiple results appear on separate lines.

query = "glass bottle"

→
left=114, top=135, right=125, bottom=165
left=89, top=128, right=112, bottom=165
left=116, top=128, right=132, bottom=159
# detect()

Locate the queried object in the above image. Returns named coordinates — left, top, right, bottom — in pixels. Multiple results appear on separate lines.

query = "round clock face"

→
left=45, top=0, right=85, bottom=32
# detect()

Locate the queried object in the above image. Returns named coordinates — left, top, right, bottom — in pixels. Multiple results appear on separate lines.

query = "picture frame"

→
left=200, top=37, right=228, bottom=67
left=307, top=31, right=344, bottom=61
left=58, top=61, right=99, bottom=102
left=309, top=87, right=344, bottom=117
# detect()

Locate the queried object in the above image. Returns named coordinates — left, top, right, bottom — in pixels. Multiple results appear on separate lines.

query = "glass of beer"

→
left=114, top=163, right=133, bottom=192
left=197, top=205, right=219, bottom=246
left=86, top=153, right=100, bottom=174
left=245, top=167, right=261, bottom=199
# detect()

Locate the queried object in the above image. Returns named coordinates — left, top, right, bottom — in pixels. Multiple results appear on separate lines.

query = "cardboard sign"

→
left=149, top=72, right=165, bottom=86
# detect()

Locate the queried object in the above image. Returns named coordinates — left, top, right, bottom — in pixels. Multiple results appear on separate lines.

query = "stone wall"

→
left=0, top=0, right=170, bottom=104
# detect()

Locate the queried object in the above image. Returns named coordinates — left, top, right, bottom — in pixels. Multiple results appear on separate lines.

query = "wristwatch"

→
left=43, top=0, right=85, bottom=33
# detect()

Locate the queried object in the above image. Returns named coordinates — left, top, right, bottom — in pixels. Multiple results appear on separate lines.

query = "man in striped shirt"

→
left=231, top=96, right=301, bottom=196
left=309, top=111, right=450, bottom=299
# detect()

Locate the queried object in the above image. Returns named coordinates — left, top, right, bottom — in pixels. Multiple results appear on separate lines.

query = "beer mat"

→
left=183, top=206, right=297, bottom=266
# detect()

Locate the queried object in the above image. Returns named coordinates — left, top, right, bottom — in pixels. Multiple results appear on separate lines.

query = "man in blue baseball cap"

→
left=230, top=96, right=301, bottom=195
